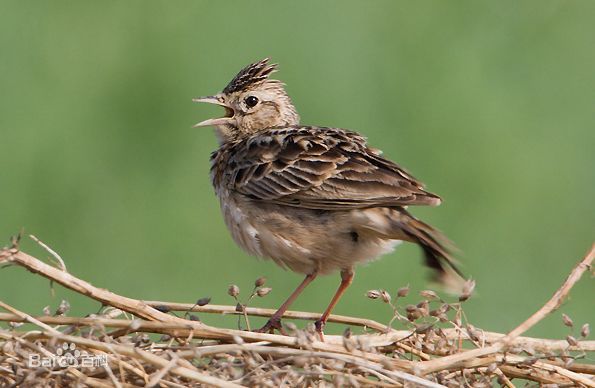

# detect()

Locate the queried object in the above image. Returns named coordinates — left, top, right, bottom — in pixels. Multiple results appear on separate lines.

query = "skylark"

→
left=194, top=58, right=463, bottom=336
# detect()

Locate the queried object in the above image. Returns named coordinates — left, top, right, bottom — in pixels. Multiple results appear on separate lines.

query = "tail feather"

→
left=392, top=208, right=465, bottom=292
left=354, top=206, right=465, bottom=291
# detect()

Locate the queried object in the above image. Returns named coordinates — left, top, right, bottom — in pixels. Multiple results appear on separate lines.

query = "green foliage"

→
left=0, top=1, right=593, bottom=338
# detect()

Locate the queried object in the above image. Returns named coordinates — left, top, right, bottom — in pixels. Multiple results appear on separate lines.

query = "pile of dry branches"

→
left=0, top=236, right=593, bottom=387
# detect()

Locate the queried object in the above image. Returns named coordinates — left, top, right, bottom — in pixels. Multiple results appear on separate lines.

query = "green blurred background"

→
left=1, top=1, right=593, bottom=338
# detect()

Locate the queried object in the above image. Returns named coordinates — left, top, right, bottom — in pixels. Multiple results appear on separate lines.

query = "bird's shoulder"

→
left=211, top=125, right=441, bottom=209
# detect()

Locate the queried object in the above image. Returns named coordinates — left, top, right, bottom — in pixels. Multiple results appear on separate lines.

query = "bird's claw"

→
left=314, top=319, right=326, bottom=341
left=255, top=317, right=287, bottom=335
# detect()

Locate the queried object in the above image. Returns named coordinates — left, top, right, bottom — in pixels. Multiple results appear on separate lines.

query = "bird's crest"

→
left=223, top=58, right=278, bottom=94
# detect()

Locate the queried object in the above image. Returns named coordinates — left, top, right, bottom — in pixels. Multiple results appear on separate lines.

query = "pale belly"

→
left=218, top=193, right=402, bottom=275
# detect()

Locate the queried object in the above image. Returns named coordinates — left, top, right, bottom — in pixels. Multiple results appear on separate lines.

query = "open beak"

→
left=192, top=95, right=235, bottom=127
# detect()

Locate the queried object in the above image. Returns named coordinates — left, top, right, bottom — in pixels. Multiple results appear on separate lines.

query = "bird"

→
left=193, top=58, right=463, bottom=337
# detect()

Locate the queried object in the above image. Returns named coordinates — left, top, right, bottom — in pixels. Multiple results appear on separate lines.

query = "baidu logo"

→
left=28, top=342, right=107, bottom=368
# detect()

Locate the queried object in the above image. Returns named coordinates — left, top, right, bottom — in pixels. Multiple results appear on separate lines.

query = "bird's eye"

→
left=245, top=96, right=259, bottom=108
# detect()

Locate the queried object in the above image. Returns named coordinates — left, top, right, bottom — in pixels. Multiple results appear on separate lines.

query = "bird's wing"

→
left=221, top=127, right=442, bottom=210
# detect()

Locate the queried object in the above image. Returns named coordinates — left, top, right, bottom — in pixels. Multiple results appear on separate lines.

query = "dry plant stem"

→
left=506, top=244, right=594, bottom=339
left=147, top=300, right=388, bottom=331
left=2, top=246, right=594, bottom=387
left=102, top=361, right=123, bottom=388
left=178, top=344, right=444, bottom=388
left=416, top=243, right=595, bottom=379
left=3, top=324, right=433, bottom=387
left=29, top=234, right=67, bottom=272
left=142, top=302, right=595, bottom=352
left=146, top=354, right=179, bottom=387
left=2, top=312, right=593, bottom=354
left=0, top=251, right=177, bottom=323
left=67, top=368, right=114, bottom=388
left=494, top=368, right=515, bottom=388
left=0, top=300, right=60, bottom=335
left=497, top=365, right=567, bottom=386
left=0, top=250, right=415, bottom=369
left=2, top=328, right=243, bottom=388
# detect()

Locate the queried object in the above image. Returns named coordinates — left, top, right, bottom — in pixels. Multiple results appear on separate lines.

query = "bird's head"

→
left=193, top=58, right=300, bottom=143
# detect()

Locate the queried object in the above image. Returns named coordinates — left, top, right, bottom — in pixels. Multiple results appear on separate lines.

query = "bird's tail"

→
left=393, top=207, right=465, bottom=292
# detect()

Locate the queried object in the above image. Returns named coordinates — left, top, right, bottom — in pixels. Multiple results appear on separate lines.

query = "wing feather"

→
left=212, top=127, right=441, bottom=209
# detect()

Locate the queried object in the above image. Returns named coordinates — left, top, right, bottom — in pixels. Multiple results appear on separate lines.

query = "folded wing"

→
left=217, top=127, right=442, bottom=210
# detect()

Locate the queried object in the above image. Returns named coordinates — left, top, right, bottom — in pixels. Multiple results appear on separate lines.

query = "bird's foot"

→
left=255, top=316, right=287, bottom=335
left=314, top=319, right=326, bottom=342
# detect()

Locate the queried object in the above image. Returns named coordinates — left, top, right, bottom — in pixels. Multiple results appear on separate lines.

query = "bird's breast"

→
left=211, top=191, right=404, bottom=275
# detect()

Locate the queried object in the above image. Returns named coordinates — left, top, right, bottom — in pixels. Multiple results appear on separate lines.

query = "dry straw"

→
left=0, top=235, right=593, bottom=387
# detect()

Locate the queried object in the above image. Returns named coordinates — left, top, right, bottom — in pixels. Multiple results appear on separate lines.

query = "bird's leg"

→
left=255, top=272, right=317, bottom=334
left=315, top=269, right=354, bottom=341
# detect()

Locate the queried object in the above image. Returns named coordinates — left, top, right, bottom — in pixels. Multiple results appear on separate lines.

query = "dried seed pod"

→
left=285, top=322, right=297, bottom=332
left=235, top=302, right=245, bottom=313
left=366, top=290, right=381, bottom=299
left=486, top=362, right=497, bottom=374
left=343, top=327, right=352, bottom=339
left=397, top=286, right=410, bottom=298
left=188, top=314, right=200, bottom=321
left=256, top=287, right=272, bottom=297
left=407, top=310, right=421, bottom=322
left=8, top=321, right=23, bottom=329
left=562, top=313, right=573, bottom=327
left=380, top=289, right=391, bottom=303
left=566, top=335, right=579, bottom=346
left=420, top=290, right=439, bottom=300
left=342, top=336, right=355, bottom=352
left=153, top=305, right=171, bottom=313
left=139, top=334, right=150, bottom=344
left=466, top=324, right=481, bottom=342
left=42, top=306, right=51, bottom=316
left=254, top=276, right=266, bottom=287
left=580, top=323, right=590, bottom=338
left=55, top=299, right=70, bottom=315
left=439, top=303, right=451, bottom=314
left=405, top=304, right=417, bottom=313
left=228, top=284, right=240, bottom=297
left=417, top=300, right=430, bottom=316
left=103, top=307, right=124, bottom=319
left=522, top=357, right=537, bottom=366
left=196, top=297, right=211, bottom=306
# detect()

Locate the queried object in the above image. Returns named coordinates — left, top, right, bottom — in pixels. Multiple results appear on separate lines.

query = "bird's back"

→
left=210, top=125, right=441, bottom=209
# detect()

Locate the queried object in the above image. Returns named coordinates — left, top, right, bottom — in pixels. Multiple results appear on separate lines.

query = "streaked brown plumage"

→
left=194, top=58, right=463, bottom=337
